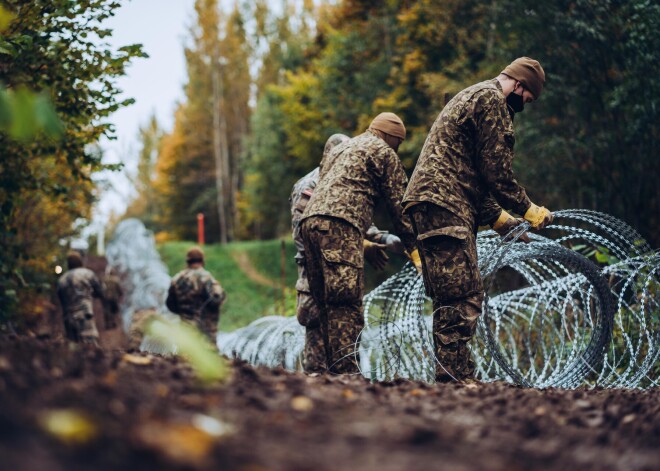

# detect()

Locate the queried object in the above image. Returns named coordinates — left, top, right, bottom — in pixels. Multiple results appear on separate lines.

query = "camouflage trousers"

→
left=301, top=216, right=364, bottom=374
left=296, top=290, right=326, bottom=373
left=127, top=309, right=158, bottom=351
left=409, top=203, right=484, bottom=382
left=64, top=311, right=99, bottom=346
left=179, top=310, right=220, bottom=347
left=103, top=300, right=120, bottom=330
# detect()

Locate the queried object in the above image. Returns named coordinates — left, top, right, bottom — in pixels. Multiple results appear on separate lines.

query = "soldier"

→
left=101, top=266, right=123, bottom=330
left=290, top=133, right=406, bottom=373
left=403, top=57, right=554, bottom=383
left=300, top=113, right=419, bottom=374
left=126, top=308, right=158, bottom=351
left=56, top=250, right=103, bottom=345
left=166, top=246, right=226, bottom=344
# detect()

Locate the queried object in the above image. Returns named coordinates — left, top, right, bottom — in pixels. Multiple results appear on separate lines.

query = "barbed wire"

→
left=107, top=213, right=658, bottom=388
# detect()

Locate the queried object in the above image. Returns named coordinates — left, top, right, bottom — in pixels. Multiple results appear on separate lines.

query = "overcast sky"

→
left=94, top=0, right=196, bottom=225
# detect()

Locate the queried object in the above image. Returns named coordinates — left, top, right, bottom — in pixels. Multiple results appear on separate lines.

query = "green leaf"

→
left=146, top=318, right=229, bottom=384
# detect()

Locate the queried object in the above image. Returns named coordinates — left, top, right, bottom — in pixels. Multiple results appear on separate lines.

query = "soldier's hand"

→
left=381, top=234, right=405, bottom=254
left=524, top=203, right=554, bottom=230
left=493, top=211, right=530, bottom=243
left=407, top=249, right=423, bottom=275
left=363, top=240, right=389, bottom=271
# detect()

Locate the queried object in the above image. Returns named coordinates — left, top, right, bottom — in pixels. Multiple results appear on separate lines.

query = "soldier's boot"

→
left=303, top=325, right=326, bottom=373
left=325, top=304, right=364, bottom=374
left=80, top=314, right=100, bottom=347
left=433, top=299, right=481, bottom=383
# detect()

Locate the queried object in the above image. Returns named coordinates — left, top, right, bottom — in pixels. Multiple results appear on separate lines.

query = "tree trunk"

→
left=212, top=53, right=230, bottom=244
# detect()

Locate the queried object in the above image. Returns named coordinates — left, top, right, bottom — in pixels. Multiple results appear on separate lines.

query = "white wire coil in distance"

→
left=105, top=218, right=180, bottom=354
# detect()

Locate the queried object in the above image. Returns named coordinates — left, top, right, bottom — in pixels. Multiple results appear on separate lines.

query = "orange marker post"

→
left=197, top=213, right=205, bottom=245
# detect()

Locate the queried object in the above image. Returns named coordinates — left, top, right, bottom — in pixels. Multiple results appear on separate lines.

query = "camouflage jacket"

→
left=101, top=274, right=123, bottom=303
left=57, top=268, right=103, bottom=320
left=301, top=130, right=416, bottom=253
left=403, top=79, right=532, bottom=228
left=290, top=167, right=394, bottom=292
left=290, top=167, right=320, bottom=267
left=166, top=267, right=226, bottom=318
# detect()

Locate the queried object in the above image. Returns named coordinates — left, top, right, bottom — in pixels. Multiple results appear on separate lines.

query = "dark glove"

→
left=493, top=210, right=530, bottom=243
left=363, top=239, right=389, bottom=271
left=381, top=234, right=405, bottom=254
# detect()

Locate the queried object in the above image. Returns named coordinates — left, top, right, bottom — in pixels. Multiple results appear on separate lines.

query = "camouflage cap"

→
left=501, top=57, right=545, bottom=99
left=67, top=250, right=83, bottom=269
left=368, top=112, right=406, bottom=140
left=323, top=133, right=349, bottom=157
left=186, top=246, right=205, bottom=264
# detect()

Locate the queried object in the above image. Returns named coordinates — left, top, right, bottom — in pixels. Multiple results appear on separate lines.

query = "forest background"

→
left=1, top=0, right=658, bottom=323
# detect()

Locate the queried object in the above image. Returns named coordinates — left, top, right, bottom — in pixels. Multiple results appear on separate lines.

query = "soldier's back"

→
left=57, top=268, right=100, bottom=315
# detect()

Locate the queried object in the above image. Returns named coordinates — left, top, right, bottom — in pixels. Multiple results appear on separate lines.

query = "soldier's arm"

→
left=91, top=274, right=104, bottom=300
left=56, top=283, right=66, bottom=310
left=474, top=95, right=532, bottom=217
left=478, top=194, right=504, bottom=227
left=206, top=278, right=226, bottom=306
left=377, top=147, right=417, bottom=254
left=165, top=283, right=179, bottom=314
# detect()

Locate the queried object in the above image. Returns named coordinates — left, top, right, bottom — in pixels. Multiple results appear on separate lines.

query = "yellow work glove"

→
left=523, top=203, right=554, bottom=230
left=407, top=248, right=423, bottom=274
left=492, top=210, right=530, bottom=243
left=363, top=239, right=389, bottom=271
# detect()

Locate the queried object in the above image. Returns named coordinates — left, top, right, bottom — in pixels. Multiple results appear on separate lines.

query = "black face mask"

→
left=506, top=86, right=525, bottom=114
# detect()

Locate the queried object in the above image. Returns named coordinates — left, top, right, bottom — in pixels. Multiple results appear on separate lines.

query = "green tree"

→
left=123, top=114, right=164, bottom=231
left=493, top=0, right=659, bottom=244
left=0, top=0, right=145, bottom=324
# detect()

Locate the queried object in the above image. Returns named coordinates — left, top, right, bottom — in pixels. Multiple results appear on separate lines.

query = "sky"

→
left=93, top=0, right=196, bottom=226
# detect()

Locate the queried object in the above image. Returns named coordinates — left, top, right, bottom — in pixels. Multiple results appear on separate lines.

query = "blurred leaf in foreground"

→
left=146, top=317, right=229, bottom=384
left=38, top=409, right=98, bottom=445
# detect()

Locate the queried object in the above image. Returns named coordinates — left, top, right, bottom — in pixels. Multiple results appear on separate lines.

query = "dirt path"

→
left=0, top=338, right=658, bottom=471
left=230, top=250, right=282, bottom=289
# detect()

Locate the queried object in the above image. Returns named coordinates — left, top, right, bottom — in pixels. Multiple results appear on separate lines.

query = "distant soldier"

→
left=127, top=308, right=158, bottom=351
left=166, top=247, right=226, bottom=343
left=290, top=133, right=406, bottom=373
left=56, top=250, right=103, bottom=345
left=300, top=113, right=419, bottom=374
left=101, top=266, right=123, bottom=330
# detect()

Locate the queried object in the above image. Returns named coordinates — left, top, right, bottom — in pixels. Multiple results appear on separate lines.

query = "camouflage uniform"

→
left=290, top=166, right=396, bottom=372
left=403, top=79, right=533, bottom=381
left=166, top=267, right=226, bottom=342
left=101, top=272, right=123, bottom=330
left=56, top=267, right=103, bottom=345
left=127, top=308, right=157, bottom=351
left=301, top=130, right=416, bottom=374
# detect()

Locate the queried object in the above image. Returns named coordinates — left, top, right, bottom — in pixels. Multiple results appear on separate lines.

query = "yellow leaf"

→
left=39, top=409, right=98, bottom=445
left=122, top=353, right=152, bottom=365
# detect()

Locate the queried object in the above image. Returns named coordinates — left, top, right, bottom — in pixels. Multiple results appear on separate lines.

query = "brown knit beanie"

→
left=186, top=246, right=205, bottom=264
left=501, top=57, right=545, bottom=99
left=368, top=112, right=406, bottom=140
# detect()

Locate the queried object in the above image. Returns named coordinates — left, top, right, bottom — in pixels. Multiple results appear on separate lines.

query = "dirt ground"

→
left=0, top=336, right=658, bottom=471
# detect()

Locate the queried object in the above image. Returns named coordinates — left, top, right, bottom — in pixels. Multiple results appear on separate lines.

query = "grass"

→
left=158, top=239, right=298, bottom=332
left=158, top=238, right=409, bottom=332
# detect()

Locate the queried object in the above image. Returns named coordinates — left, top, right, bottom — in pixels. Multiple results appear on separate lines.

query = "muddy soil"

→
left=0, top=338, right=658, bottom=471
